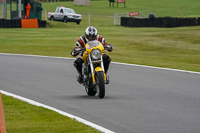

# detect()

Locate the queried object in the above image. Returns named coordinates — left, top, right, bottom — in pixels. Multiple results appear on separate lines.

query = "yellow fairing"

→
left=92, top=67, right=107, bottom=83
left=82, top=41, right=106, bottom=83
left=82, top=41, right=104, bottom=63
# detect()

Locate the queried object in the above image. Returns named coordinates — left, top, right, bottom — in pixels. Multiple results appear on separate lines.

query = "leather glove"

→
left=71, top=47, right=81, bottom=56
left=106, top=44, right=114, bottom=52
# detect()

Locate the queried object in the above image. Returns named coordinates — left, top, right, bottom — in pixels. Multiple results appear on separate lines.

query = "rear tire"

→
left=96, top=71, right=105, bottom=99
left=85, top=86, right=96, bottom=96
left=64, top=16, right=68, bottom=23
left=76, top=21, right=80, bottom=24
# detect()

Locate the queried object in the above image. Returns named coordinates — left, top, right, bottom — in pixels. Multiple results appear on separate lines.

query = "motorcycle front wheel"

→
left=96, top=71, right=105, bottom=99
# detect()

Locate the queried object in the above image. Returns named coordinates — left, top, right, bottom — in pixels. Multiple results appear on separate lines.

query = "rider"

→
left=71, top=26, right=113, bottom=83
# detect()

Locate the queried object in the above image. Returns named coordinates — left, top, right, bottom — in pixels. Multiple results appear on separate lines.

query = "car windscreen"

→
left=64, top=8, right=76, bottom=14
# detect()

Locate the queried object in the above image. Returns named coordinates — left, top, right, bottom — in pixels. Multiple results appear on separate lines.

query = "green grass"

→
left=0, top=26, right=200, bottom=72
left=40, top=0, right=200, bottom=17
left=1, top=0, right=200, bottom=132
left=42, top=0, right=200, bottom=27
left=2, top=94, right=101, bottom=133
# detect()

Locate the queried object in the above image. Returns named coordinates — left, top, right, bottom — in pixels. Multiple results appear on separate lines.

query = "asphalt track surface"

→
left=0, top=54, right=200, bottom=133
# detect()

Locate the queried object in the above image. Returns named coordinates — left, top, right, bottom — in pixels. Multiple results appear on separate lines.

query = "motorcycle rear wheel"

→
left=96, top=71, right=105, bottom=99
left=85, top=86, right=97, bottom=96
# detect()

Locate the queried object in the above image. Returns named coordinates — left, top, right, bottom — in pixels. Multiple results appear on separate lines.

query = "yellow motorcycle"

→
left=70, top=40, right=114, bottom=99
left=71, top=40, right=113, bottom=98
left=81, top=40, right=109, bottom=98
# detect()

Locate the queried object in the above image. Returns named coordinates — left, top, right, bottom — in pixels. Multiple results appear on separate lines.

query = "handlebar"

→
left=71, top=44, right=113, bottom=56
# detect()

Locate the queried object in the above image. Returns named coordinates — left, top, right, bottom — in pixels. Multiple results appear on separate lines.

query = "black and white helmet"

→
left=85, top=26, right=98, bottom=41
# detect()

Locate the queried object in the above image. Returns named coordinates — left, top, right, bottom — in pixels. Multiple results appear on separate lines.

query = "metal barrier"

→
left=0, top=19, right=46, bottom=28
left=121, top=17, right=200, bottom=28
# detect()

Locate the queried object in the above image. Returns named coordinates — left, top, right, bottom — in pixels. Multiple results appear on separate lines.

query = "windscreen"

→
left=64, top=8, right=76, bottom=14
left=87, top=40, right=100, bottom=47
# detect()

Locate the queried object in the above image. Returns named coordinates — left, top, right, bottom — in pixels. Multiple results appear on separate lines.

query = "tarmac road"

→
left=0, top=54, right=200, bottom=133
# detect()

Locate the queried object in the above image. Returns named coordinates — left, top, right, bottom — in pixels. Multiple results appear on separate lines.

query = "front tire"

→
left=96, top=71, right=105, bottom=99
left=63, top=16, right=68, bottom=23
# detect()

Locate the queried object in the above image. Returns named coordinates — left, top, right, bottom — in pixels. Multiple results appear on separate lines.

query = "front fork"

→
left=88, top=55, right=107, bottom=84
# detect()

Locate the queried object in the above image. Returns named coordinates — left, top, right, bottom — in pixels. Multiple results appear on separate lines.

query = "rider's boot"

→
left=105, top=74, right=110, bottom=84
left=76, top=72, right=83, bottom=83
left=103, top=56, right=111, bottom=84
left=74, top=58, right=84, bottom=84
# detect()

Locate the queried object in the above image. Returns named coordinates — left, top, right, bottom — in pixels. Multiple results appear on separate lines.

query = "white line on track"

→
left=1, top=53, right=200, bottom=75
left=0, top=90, right=115, bottom=133
left=0, top=53, right=200, bottom=133
left=111, top=62, right=200, bottom=75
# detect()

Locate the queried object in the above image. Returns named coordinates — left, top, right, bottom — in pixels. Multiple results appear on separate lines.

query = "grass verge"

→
left=0, top=26, right=200, bottom=72
left=0, top=0, right=200, bottom=132
left=2, top=94, right=101, bottom=133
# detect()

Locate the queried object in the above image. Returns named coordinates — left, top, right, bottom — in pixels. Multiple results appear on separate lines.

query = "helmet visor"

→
left=86, top=35, right=97, bottom=41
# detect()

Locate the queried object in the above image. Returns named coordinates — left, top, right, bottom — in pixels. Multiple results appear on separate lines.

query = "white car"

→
left=48, top=6, right=82, bottom=24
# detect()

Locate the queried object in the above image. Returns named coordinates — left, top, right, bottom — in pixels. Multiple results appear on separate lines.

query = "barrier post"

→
left=0, top=91, right=6, bottom=133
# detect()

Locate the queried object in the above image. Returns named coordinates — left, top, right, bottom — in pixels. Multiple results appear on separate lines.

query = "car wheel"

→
left=76, top=21, right=80, bottom=25
left=50, top=16, right=54, bottom=21
left=64, top=16, right=68, bottom=23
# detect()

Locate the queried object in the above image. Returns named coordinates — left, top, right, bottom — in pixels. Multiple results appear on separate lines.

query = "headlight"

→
left=91, top=49, right=101, bottom=61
